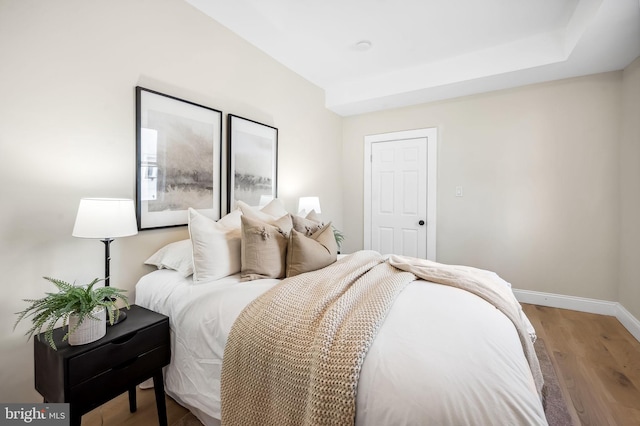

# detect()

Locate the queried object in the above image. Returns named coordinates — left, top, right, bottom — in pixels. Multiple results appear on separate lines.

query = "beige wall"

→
left=343, top=72, right=623, bottom=302
left=1, top=0, right=638, bottom=405
left=619, top=56, right=640, bottom=320
left=0, top=0, right=341, bottom=402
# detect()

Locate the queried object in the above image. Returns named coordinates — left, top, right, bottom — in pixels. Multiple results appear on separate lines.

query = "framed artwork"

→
left=136, top=86, right=222, bottom=230
left=227, top=114, right=278, bottom=212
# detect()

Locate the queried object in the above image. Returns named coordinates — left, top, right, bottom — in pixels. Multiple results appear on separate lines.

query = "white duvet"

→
left=135, top=267, right=547, bottom=425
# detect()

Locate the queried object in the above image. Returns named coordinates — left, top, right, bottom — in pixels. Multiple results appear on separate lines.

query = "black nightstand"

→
left=34, top=305, right=171, bottom=426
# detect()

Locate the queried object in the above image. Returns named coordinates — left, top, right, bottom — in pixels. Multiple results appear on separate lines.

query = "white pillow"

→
left=218, top=208, right=242, bottom=229
left=306, top=209, right=322, bottom=222
left=237, top=199, right=288, bottom=223
left=144, top=239, right=194, bottom=277
left=188, top=208, right=241, bottom=283
left=260, top=198, right=288, bottom=218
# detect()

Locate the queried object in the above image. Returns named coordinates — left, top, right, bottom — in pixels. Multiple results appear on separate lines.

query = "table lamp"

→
left=72, top=198, right=138, bottom=324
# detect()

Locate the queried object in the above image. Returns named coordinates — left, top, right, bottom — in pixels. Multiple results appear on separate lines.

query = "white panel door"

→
left=370, top=137, right=427, bottom=257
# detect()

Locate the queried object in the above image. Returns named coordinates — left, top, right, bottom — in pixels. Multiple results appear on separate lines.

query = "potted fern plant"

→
left=332, top=226, right=345, bottom=253
left=15, top=277, right=129, bottom=350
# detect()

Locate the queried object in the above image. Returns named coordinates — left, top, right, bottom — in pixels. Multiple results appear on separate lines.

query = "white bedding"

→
left=136, top=266, right=546, bottom=425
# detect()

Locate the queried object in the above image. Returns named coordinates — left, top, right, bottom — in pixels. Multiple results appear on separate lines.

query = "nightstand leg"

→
left=128, top=386, right=137, bottom=412
left=153, top=371, right=168, bottom=426
left=70, top=409, right=81, bottom=426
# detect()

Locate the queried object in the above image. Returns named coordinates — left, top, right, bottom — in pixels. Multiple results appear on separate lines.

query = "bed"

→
left=135, top=201, right=547, bottom=425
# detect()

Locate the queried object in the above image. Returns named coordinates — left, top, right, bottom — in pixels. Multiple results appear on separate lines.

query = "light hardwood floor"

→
left=82, top=388, right=191, bottom=426
left=522, top=304, right=640, bottom=426
left=82, top=305, right=640, bottom=426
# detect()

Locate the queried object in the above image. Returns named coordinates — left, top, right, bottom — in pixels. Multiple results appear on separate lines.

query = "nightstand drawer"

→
left=69, top=344, right=170, bottom=407
left=68, top=321, right=169, bottom=386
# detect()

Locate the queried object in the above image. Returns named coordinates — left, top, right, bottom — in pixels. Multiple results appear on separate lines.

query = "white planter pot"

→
left=68, top=307, right=106, bottom=346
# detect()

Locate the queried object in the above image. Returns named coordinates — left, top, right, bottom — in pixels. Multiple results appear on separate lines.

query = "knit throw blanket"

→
left=221, top=251, right=543, bottom=425
left=221, top=251, right=415, bottom=426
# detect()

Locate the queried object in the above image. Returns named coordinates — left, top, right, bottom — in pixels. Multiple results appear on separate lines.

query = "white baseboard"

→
left=616, top=304, right=640, bottom=342
left=513, top=289, right=640, bottom=342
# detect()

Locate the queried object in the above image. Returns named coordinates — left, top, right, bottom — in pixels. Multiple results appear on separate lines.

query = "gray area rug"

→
left=173, top=339, right=572, bottom=426
left=536, top=338, right=574, bottom=426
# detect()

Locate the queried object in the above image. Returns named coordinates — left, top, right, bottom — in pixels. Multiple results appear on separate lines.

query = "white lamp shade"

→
left=73, top=198, right=138, bottom=239
left=298, top=196, right=321, bottom=215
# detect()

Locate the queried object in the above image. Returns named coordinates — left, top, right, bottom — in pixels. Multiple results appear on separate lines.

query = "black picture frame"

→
left=227, top=114, right=278, bottom=212
left=136, top=86, right=222, bottom=230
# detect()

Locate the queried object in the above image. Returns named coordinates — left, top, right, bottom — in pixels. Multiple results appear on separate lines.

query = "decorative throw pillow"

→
left=259, top=198, right=288, bottom=218
left=144, top=239, right=194, bottom=277
left=218, top=208, right=243, bottom=229
left=188, top=208, right=242, bottom=283
left=237, top=199, right=288, bottom=223
left=292, top=214, right=324, bottom=236
left=237, top=200, right=293, bottom=234
left=286, top=222, right=338, bottom=277
left=305, top=209, right=322, bottom=222
left=240, top=214, right=292, bottom=281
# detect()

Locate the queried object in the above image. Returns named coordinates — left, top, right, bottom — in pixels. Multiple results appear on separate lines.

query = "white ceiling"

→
left=187, top=0, right=640, bottom=116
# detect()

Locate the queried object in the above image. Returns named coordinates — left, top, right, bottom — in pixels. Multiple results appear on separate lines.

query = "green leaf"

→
left=14, top=277, right=129, bottom=350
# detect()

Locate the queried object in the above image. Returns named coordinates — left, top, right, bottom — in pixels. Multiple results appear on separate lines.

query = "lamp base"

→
left=107, top=309, right=127, bottom=326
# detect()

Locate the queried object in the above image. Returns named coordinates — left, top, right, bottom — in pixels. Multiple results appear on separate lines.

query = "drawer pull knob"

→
left=111, top=332, right=138, bottom=345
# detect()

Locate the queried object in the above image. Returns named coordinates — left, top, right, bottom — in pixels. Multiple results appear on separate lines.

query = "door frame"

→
left=363, top=128, right=438, bottom=260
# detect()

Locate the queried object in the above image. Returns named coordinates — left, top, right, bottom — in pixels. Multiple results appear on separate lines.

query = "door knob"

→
left=418, top=220, right=425, bottom=226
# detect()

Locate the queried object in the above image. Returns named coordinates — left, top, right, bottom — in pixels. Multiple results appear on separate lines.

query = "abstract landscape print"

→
left=227, top=114, right=277, bottom=211
left=136, top=87, right=222, bottom=230
left=147, top=110, right=213, bottom=211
